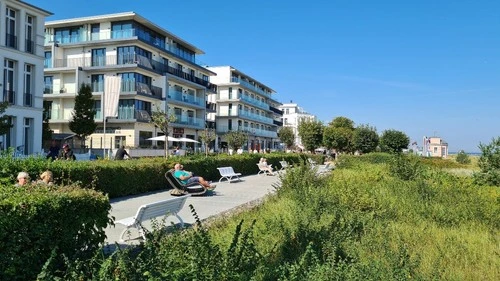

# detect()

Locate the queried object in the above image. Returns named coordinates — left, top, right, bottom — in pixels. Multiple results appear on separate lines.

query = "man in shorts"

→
left=173, top=163, right=216, bottom=190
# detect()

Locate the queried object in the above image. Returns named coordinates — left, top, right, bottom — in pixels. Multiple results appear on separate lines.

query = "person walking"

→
left=115, top=146, right=130, bottom=160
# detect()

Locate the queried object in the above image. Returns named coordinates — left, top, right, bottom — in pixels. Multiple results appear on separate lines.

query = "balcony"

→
left=216, top=125, right=278, bottom=138
left=117, top=108, right=151, bottom=122
left=5, top=33, right=17, bottom=49
left=44, top=59, right=52, bottom=68
left=273, top=120, right=283, bottom=126
left=24, top=93, right=33, bottom=107
left=218, top=110, right=274, bottom=124
left=270, top=106, right=283, bottom=115
left=44, top=87, right=53, bottom=94
left=167, top=90, right=203, bottom=107
left=231, top=77, right=271, bottom=97
left=172, top=115, right=204, bottom=128
left=45, top=29, right=196, bottom=64
left=239, top=94, right=270, bottom=110
left=25, top=39, right=35, bottom=54
left=3, top=90, right=15, bottom=104
left=166, top=66, right=211, bottom=88
left=121, top=81, right=162, bottom=99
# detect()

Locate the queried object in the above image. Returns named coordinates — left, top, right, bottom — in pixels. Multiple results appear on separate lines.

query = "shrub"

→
left=0, top=184, right=111, bottom=281
left=456, top=150, right=471, bottom=164
left=388, top=154, right=425, bottom=181
left=474, top=137, right=500, bottom=186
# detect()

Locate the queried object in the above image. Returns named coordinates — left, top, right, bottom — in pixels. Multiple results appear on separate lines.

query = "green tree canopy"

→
left=329, top=116, right=355, bottom=129
left=69, top=84, right=96, bottom=150
left=199, top=128, right=216, bottom=157
left=352, top=124, right=379, bottom=153
left=473, top=137, right=500, bottom=186
left=298, top=118, right=323, bottom=152
left=0, top=101, right=13, bottom=136
left=278, top=127, right=295, bottom=150
left=323, top=126, right=353, bottom=153
left=225, top=131, right=248, bottom=150
left=150, top=106, right=177, bottom=158
left=379, top=129, right=410, bottom=153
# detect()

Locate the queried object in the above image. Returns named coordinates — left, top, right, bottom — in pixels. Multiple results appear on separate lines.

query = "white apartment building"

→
left=43, top=12, right=215, bottom=151
left=0, top=0, right=51, bottom=154
left=279, top=102, right=316, bottom=149
left=207, top=66, right=281, bottom=151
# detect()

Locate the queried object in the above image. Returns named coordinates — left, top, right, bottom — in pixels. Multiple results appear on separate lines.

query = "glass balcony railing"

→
left=240, top=94, right=269, bottom=110
left=172, top=115, right=204, bottom=127
left=218, top=110, right=273, bottom=124
left=216, top=125, right=278, bottom=138
left=231, top=77, right=271, bottom=97
left=167, top=90, right=203, bottom=106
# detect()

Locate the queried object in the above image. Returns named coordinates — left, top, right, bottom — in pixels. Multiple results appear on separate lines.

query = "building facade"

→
left=424, top=136, right=449, bottom=158
left=279, top=102, right=316, bottom=149
left=207, top=66, right=281, bottom=151
left=43, top=12, right=215, bottom=151
left=0, top=0, right=51, bottom=154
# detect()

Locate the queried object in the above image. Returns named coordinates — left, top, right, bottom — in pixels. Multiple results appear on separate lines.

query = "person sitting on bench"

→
left=173, top=163, right=216, bottom=190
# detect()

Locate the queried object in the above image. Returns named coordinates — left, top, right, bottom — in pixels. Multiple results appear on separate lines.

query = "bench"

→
left=217, top=167, right=242, bottom=183
left=257, top=163, right=274, bottom=176
left=165, top=169, right=206, bottom=196
left=115, top=195, right=191, bottom=241
left=279, top=161, right=292, bottom=171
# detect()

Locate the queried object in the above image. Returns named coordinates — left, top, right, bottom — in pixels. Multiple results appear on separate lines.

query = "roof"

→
left=17, top=0, right=52, bottom=16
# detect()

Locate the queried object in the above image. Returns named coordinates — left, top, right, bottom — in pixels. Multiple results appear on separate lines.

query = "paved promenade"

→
left=105, top=173, right=280, bottom=245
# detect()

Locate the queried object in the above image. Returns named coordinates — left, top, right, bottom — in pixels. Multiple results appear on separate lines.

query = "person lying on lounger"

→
left=173, top=163, right=216, bottom=190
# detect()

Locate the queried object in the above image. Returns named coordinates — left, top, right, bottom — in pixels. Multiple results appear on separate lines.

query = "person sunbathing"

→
left=173, top=163, right=216, bottom=190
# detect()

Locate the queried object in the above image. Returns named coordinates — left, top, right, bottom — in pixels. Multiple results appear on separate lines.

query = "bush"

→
left=456, top=150, right=471, bottom=164
left=474, top=137, right=500, bottom=186
left=388, top=154, right=425, bottom=181
left=0, top=184, right=111, bottom=281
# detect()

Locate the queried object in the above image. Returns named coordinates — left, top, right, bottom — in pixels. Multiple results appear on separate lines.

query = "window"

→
left=55, top=26, right=82, bottom=43
left=24, top=118, right=33, bottom=155
left=43, top=101, right=52, bottom=119
left=5, top=7, right=17, bottom=49
left=3, top=59, right=16, bottom=104
left=115, top=136, right=126, bottom=148
left=228, top=119, right=232, bottom=131
left=91, top=48, right=106, bottom=66
left=228, top=87, right=232, bottom=99
left=93, top=100, right=101, bottom=119
left=91, top=23, right=100, bottom=40
left=24, top=64, right=33, bottom=106
left=91, top=74, right=104, bottom=92
left=111, top=21, right=133, bottom=39
left=25, top=15, right=34, bottom=53
left=139, top=131, right=152, bottom=147
left=44, top=51, right=52, bottom=68
left=44, top=76, right=53, bottom=94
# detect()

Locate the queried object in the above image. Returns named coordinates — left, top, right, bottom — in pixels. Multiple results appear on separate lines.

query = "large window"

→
left=5, top=7, right=17, bottom=49
left=118, top=72, right=152, bottom=92
left=91, top=23, right=100, bottom=40
left=54, top=26, right=82, bottom=43
left=93, top=100, right=101, bottom=119
left=91, top=48, right=106, bottom=66
left=117, top=46, right=151, bottom=65
left=24, top=64, right=33, bottom=106
left=3, top=59, right=16, bottom=104
left=91, top=74, right=104, bottom=92
left=44, top=76, right=53, bottom=94
left=44, top=51, right=52, bottom=68
left=43, top=101, right=52, bottom=119
left=25, top=15, right=34, bottom=53
left=139, top=131, right=153, bottom=147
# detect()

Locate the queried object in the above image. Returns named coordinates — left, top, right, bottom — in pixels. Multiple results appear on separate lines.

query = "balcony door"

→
left=91, top=48, right=106, bottom=66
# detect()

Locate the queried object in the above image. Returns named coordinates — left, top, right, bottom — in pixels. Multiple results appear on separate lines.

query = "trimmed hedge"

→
left=1, top=153, right=322, bottom=198
left=0, top=184, right=111, bottom=281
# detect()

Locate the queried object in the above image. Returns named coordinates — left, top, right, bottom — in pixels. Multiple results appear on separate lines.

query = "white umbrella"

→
left=177, top=137, right=200, bottom=143
left=146, top=136, right=181, bottom=142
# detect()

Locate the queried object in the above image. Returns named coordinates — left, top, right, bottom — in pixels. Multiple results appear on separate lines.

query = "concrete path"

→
left=104, top=173, right=281, bottom=246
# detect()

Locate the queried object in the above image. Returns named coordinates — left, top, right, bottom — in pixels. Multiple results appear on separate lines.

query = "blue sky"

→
left=30, top=0, right=499, bottom=153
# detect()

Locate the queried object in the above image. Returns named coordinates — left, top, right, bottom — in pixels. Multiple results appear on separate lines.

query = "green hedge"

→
left=0, top=184, right=111, bottom=281
left=1, top=153, right=318, bottom=198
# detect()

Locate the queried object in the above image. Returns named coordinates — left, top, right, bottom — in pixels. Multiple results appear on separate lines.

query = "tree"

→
left=297, top=118, right=323, bottom=152
left=69, top=84, right=96, bottom=151
left=323, top=116, right=355, bottom=153
left=455, top=150, right=471, bottom=164
left=150, top=106, right=177, bottom=158
left=379, top=129, right=410, bottom=153
left=473, top=137, right=500, bottom=186
left=42, top=106, right=53, bottom=143
left=352, top=124, right=379, bottom=153
left=0, top=101, right=13, bottom=136
left=225, top=131, right=248, bottom=151
left=329, top=116, right=355, bottom=129
left=278, top=127, right=295, bottom=150
left=199, top=127, right=216, bottom=157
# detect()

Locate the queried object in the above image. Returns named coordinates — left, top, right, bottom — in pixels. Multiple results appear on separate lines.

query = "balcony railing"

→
left=239, top=94, right=270, bottom=110
left=44, top=59, right=52, bottom=68
left=24, top=93, right=33, bottom=107
left=216, top=125, right=278, bottom=138
left=25, top=39, right=35, bottom=54
left=5, top=33, right=17, bottom=49
left=45, top=29, right=196, bottom=63
left=166, top=66, right=211, bottom=88
left=3, top=90, right=15, bottom=104
left=116, top=108, right=151, bottom=121
left=44, top=87, right=53, bottom=94
left=167, top=90, right=203, bottom=106
left=218, top=110, right=273, bottom=124
left=172, top=115, right=204, bottom=127
left=231, top=77, right=271, bottom=97
left=121, top=81, right=162, bottom=99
